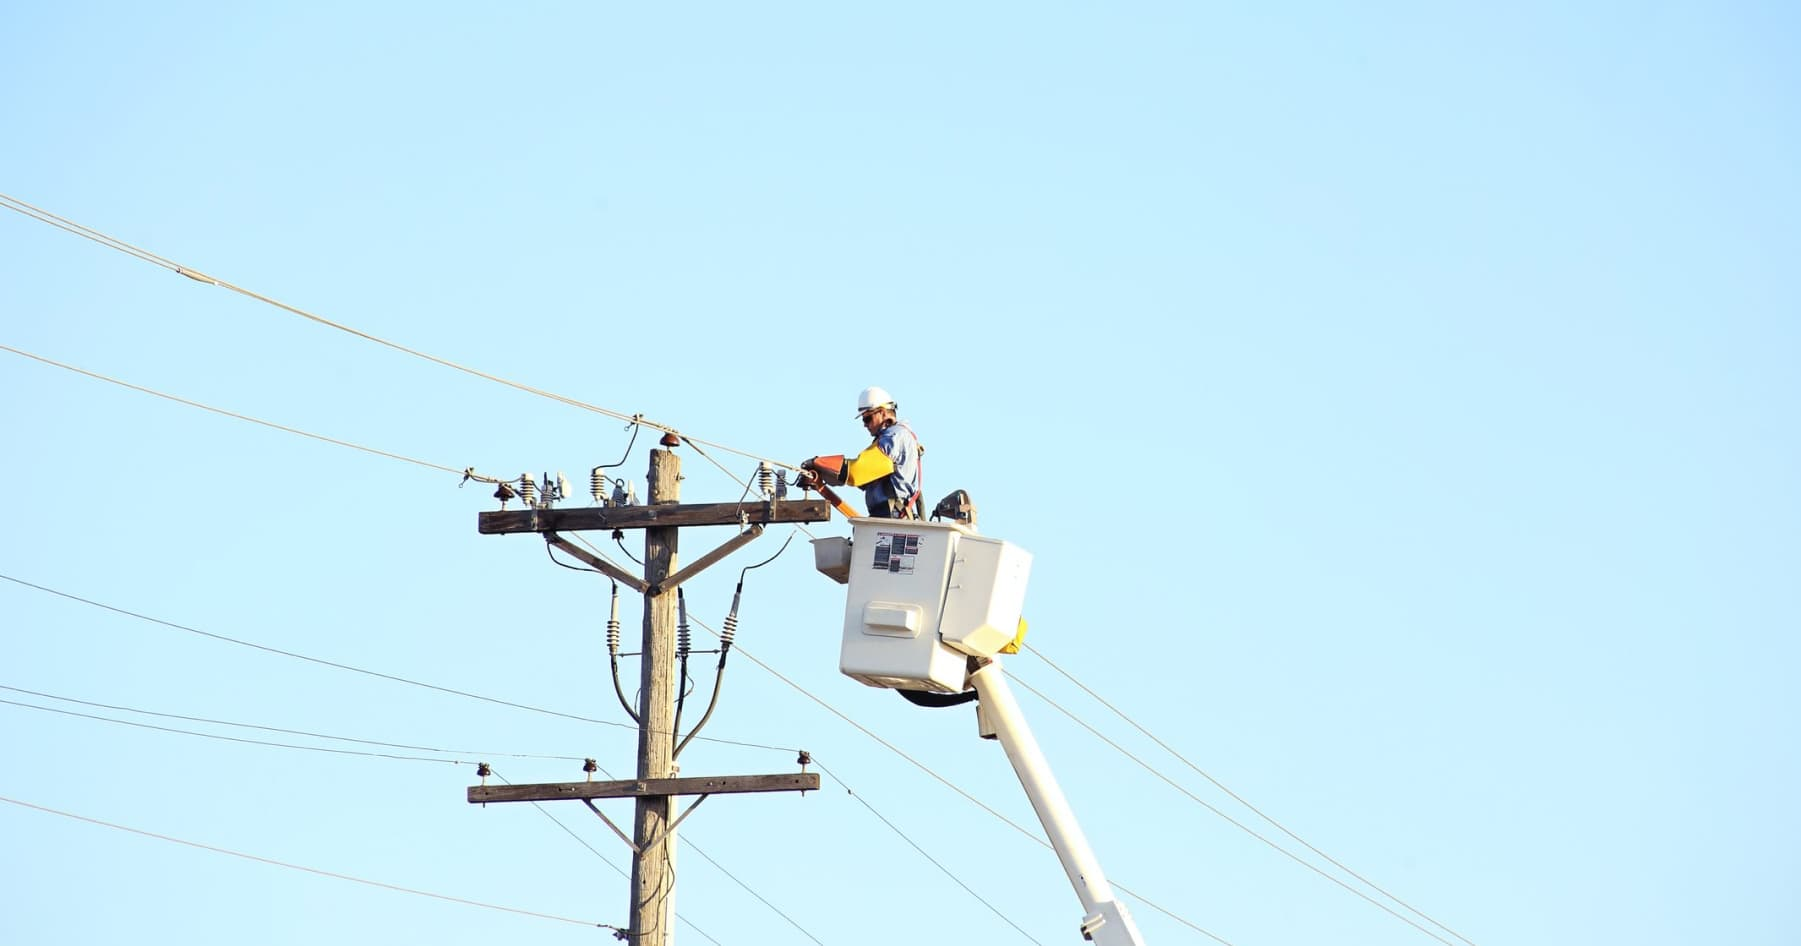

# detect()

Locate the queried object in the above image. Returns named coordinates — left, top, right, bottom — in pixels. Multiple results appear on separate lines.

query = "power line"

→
left=1, top=342, right=763, bottom=559
left=2, top=293, right=1256, bottom=938
left=0, top=697, right=479, bottom=765
left=492, top=763, right=822, bottom=946
left=0, top=573, right=803, bottom=749
left=0, top=793, right=621, bottom=932
left=1022, top=647, right=1478, bottom=946
left=812, top=758, right=1046, bottom=946
left=682, top=615, right=1226, bottom=941
left=0, top=573, right=797, bottom=758
left=4, top=528, right=1235, bottom=939
left=0, top=331, right=803, bottom=936
left=678, top=830, right=826, bottom=946
left=6, top=683, right=1219, bottom=945
left=5, top=571, right=1234, bottom=941
left=489, top=771, right=731, bottom=946
left=0, top=192, right=800, bottom=474
left=684, top=614, right=1044, bottom=846
left=7, top=311, right=1462, bottom=939
left=0, top=572, right=637, bottom=730
left=0, top=367, right=1222, bottom=943
left=1005, top=669, right=1456, bottom=946
left=0, top=683, right=584, bottom=763
left=2, top=341, right=802, bottom=544
left=0, top=687, right=784, bottom=946
left=3, top=202, right=1275, bottom=940
left=0, top=344, right=469, bottom=477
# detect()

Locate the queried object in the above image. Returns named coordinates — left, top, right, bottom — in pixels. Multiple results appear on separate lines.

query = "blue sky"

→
left=3, top=4, right=1797, bottom=944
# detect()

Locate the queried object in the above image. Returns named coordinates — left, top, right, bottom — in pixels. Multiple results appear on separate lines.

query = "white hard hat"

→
left=855, top=386, right=895, bottom=416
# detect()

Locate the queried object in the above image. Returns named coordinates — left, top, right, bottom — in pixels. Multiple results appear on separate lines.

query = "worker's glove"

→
left=795, top=466, right=822, bottom=491
left=800, top=456, right=847, bottom=487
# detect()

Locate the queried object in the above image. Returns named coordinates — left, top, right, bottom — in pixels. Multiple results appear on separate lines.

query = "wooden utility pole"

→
left=470, top=446, right=830, bottom=944
left=633, top=447, right=680, bottom=944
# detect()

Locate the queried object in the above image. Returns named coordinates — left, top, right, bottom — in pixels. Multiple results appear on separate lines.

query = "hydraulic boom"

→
left=819, top=516, right=1148, bottom=943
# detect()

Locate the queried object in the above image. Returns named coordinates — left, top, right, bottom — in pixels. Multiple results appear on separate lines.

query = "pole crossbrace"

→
left=654, top=523, right=764, bottom=595
left=642, top=793, right=709, bottom=857
left=546, top=534, right=649, bottom=594
left=583, top=798, right=640, bottom=853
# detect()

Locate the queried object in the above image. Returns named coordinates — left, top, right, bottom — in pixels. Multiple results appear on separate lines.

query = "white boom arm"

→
left=971, top=661, right=1147, bottom=945
left=823, top=519, right=1146, bottom=942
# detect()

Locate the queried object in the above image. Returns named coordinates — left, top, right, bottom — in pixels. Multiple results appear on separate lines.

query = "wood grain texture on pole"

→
left=629, top=447, right=681, bottom=946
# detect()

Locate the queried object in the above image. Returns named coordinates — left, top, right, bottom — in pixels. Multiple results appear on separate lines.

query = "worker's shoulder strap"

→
left=896, top=421, right=924, bottom=514
left=896, top=421, right=922, bottom=452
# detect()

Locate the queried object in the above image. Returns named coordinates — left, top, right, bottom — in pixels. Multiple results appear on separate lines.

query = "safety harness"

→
left=896, top=420, right=923, bottom=517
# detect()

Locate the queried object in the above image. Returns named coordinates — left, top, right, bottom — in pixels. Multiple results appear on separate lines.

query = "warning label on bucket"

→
left=871, top=532, right=921, bottom=574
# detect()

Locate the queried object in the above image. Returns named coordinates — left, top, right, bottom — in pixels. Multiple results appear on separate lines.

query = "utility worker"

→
left=800, top=386, right=923, bottom=518
left=808, top=388, right=971, bottom=709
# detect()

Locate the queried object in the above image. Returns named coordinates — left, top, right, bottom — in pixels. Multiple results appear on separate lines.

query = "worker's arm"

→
left=799, top=454, right=848, bottom=487
left=802, top=447, right=895, bottom=489
left=843, top=444, right=895, bottom=487
left=795, top=458, right=863, bottom=519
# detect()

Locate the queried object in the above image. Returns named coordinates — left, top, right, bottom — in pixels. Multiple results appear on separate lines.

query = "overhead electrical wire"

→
left=0, top=348, right=1319, bottom=944
left=1, top=344, right=469, bottom=476
left=2, top=340, right=813, bottom=555
left=0, top=192, right=800, bottom=474
left=0, top=573, right=798, bottom=758
left=811, top=757, right=1047, bottom=946
left=0, top=687, right=797, bottom=946
left=1, top=697, right=482, bottom=766
left=2, top=197, right=1474, bottom=940
left=680, top=613, right=1039, bottom=845
left=641, top=607, right=1227, bottom=940
left=544, top=548, right=1085, bottom=942
left=678, top=835, right=826, bottom=946
left=6, top=304, right=1468, bottom=938
left=1022, top=647, right=1479, bottom=946
left=519, top=760, right=817, bottom=946
left=497, top=770, right=631, bottom=882
left=11, top=549, right=1216, bottom=939
left=0, top=573, right=638, bottom=731
left=488, top=772, right=733, bottom=946
left=0, top=683, right=584, bottom=763
left=8, top=665, right=1204, bottom=946
left=546, top=539, right=616, bottom=576
left=1004, top=670, right=1458, bottom=946
left=0, top=794, right=620, bottom=932
left=547, top=541, right=1044, bottom=943
left=8, top=585, right=1088, bottom=942
left=681, top=436, right=819, bottom=542
left=6, top=576, right=1226, bottom=943
left=6, top=344, right=1321, bottom=940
